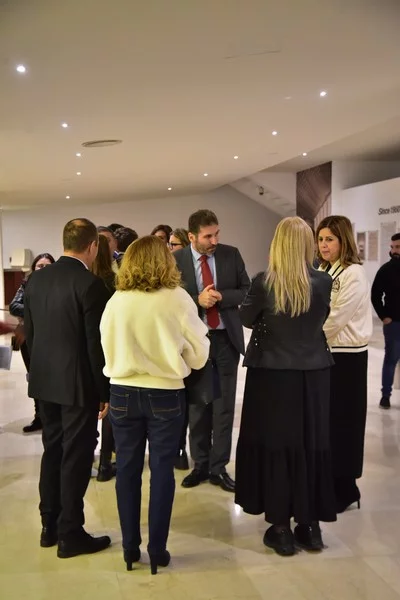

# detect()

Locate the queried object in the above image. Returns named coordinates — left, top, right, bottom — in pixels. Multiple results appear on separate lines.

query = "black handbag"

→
left=184, top=358, right=220, bottom=405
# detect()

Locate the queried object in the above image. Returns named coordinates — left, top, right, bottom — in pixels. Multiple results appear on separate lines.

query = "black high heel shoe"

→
left=149, top=550, right=171, bottom=575
left=123, top=548, right=141, bottom=571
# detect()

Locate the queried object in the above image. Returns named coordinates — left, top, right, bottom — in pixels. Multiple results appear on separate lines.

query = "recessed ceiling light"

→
left=76, top=172, right=81, bottom=176
left=320, top=91, right=327, bottom=97
left=284, top=96, right=292, bottom=100
left=302, top=152, right=308, bottom=157
left=16, top=64, right=27, bottom=73
left=233, top=155, right=239, bottom=160
left=61, top=122, right=69, bottom=128
left=76, top=152, right=82, bottom=157
left=272, top=130, right=278, bottom=136
left=203, top=173, right=209, bottom=177
left=66, top=195, right=70, bottom=199
left=167, top=187, right=172, bottom=191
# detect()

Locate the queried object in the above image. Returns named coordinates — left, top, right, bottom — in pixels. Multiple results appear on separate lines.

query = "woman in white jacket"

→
left=317, top=216, right=372, bottom=513
left=100, top=235, right=209, bottom=574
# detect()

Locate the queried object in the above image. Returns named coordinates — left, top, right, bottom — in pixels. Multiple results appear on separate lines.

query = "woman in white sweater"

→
left=317, top=216, right=372, bottom=514
left=100, top=236, right=209, bottom=574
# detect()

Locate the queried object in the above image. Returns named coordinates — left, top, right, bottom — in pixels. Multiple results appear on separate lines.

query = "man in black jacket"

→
left=24, top=218, right=111, bottom=558
left=174, top=210, right=250, bottom=492
left=371, top=233, right=400, bottom=409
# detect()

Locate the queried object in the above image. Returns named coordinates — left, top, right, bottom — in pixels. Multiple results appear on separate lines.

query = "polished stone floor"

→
left=1, top=326, right=400, bottom=599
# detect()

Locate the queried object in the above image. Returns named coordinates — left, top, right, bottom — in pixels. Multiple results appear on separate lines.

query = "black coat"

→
left=174, top=243, right=250, bottom=355
left=24, top=256, right=110, bottom=407
left=240, top=270, right=334, bottom=371
left=371, top=258, right=400, bottom=322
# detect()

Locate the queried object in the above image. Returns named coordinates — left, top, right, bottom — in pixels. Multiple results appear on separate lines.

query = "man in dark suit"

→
left=24, top=218, right=111, bottom=558
left=174, top=209, right=250, bottom=492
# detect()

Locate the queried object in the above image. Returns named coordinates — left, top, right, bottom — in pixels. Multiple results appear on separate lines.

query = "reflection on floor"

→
left=1, top=325, right=400, bottom=599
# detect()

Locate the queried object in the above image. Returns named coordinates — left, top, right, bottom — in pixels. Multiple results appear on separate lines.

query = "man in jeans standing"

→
left=371, top=233, right=400, bottom=409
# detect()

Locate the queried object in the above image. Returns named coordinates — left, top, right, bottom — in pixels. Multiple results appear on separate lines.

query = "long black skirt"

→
left=235, top=367, right=337, bottom=524
left=330, top=351, right=368, bottom=480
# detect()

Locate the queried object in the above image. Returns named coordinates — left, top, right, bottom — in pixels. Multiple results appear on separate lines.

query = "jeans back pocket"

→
left=148, top=390, right=183, bottom=421
left=109, top=390, right=129, bottom=421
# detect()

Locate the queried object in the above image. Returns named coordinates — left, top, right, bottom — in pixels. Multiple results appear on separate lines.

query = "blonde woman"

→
left=100, top=236, right=209, bottom=574
left=317, top=216, right=372, bottom=513
left=235, top=217, right=336, bottom=557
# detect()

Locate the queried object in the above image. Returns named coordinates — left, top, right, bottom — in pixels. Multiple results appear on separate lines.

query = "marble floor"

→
left=1, top=325, right=400, bottom=599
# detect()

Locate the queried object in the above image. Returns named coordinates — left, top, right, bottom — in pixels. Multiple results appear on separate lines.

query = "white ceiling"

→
left=1, top=0, right=400, bottom=209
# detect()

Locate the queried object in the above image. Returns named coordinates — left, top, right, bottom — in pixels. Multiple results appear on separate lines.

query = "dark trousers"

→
left=382, top=322, right=400, bottom=397
left=38, top=400, right=98, bottom=536
left=109, top=385, right=185, bottom=554
left=178, top=404, right=189, bottom=452
left=100, top=415, right=114, bottom=459
left=189, top=330, right=239, bottom=475
left=20, top=341, right=39, bottom=417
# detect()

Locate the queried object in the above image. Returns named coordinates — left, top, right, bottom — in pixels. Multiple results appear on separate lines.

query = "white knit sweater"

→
left=100, top=286, right=210, bottom=389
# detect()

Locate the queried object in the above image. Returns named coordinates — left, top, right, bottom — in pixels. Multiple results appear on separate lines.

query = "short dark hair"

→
left=150, top=224, right=172, bottom=237
left=31, top=253, right=55, bottom=271
left=391, top=233, right=400, bottom=242
left=97, top=226, right=116, bottom=238
left=188, top=209, right=218, bottom=235
left=108, top=223, right=124, bottom=233
left=114, top=227, right=139, bottom=252
left=63, top=218, right=98, bottom=253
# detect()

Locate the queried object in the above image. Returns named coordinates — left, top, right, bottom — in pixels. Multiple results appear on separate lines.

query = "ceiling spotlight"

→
left=284, top=96, right=292, bottom=100
left=16, top=64, right=27, bottom=73
left=76, top=172, right=81, bottom=176
left=167, top=187, right=172, bottom=191
left=61, top=122, right=69, bottom=128
left=302, top=152, right=308, bottom=157
left=319, top=91, right=327, bottom=97
left=272, top=130, right=278, bottom=136
left=66, top=195, right=70, bottom=199
left=233, top=155, right=239, bottom=160
left=203, top=173, right=209, bottom=177
left=76, top=152, right=82, bottom=157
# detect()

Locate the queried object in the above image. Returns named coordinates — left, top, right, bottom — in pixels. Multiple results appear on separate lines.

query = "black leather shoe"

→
left=294, top=522, right=323, bottom=551
left=380, top=396, right=391, bottom=410
left=181, top=469, right=209, bottom=488
left=57, top=531, right=111, bottom=558
left=40, top=526, right=58, bottom=548
left=23, top=416, right=42, bottom=433
left=174, top=450, right=189, bottom=470
left=96, top=462, right=116, bottom=482
left=263, top=526, right=295, bottom=556
left=209, top=472, right=235, bottom=493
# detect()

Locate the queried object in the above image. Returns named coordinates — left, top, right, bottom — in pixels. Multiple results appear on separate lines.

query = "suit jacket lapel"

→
left=183, top=246, right=198, bottom=295
left=214, top=245, right=225, bottom=289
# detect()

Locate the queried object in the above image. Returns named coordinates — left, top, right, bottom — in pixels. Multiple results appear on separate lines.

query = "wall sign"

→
left=378, top=206, right=400, bottom=215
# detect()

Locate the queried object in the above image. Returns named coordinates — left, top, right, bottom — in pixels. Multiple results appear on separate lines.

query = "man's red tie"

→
left=199, top=255, right=220, bottom=329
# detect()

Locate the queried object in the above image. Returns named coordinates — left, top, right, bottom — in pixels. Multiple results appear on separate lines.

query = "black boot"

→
left=96, top=453, right=116, bottom=482
left=23, top=399, right=42, bottom=433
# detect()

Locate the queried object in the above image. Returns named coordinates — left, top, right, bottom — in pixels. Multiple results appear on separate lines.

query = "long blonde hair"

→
left=266, top=217, right=315, bottom=317
left=117, top=235, right=181, bottom=292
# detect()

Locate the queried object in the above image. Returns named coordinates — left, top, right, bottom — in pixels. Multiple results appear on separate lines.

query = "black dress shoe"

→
left=23, top=416, right=42, bottom=433
left=380, top=396, right=391, bottom=410
left=294, top=522, right=323, bottom=551
left=209, top=472, right=235, bottom=493
left=263, top=526, right=295, bottom=556
left=40, top=526, right=58, bottom=548
left=57, top=531, right=111, bottom=558
left=123, top=548, right=141, bottom=571
left=148, top=550, right=171, bottom=575
left=181, top=469, right=209, bottom=488
left=96, top=462, right=116, bottom=482
left=174, top=450, right=189, bottom=470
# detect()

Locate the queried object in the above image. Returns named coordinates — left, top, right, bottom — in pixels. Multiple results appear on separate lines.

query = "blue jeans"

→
left=382, top=322, right=400, bottom=397
left=109, top=385, right=185, bottom=554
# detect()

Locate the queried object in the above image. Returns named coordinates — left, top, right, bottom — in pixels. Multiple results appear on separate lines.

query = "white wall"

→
left=339, top=177, right=400, bottom=282
left=2, top=186, right=280, bottom=278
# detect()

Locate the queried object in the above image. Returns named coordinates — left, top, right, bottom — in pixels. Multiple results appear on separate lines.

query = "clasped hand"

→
left=198, top=284, right=222, bottom=309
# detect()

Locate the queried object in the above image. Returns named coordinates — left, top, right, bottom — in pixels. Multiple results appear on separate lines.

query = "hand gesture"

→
left=198, top=284, right=218, bottom=309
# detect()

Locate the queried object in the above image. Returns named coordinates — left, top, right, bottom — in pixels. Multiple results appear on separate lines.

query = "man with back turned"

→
left=24, top=218, right=111, bottom=558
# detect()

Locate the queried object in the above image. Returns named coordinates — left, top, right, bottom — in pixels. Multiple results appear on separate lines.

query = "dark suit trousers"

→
left=189, top=330, right=239, bottom=474
left=39, top=400, right=98, bottom=536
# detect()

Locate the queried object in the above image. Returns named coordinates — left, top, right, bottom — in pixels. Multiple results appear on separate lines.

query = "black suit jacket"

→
left=24, top=256, right=110, bottom=407
left=240, top=270, right=334, bottom=371
left=174, top=244, right=250, bottom=355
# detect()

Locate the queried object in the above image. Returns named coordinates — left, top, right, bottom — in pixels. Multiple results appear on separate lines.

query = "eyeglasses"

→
left=168, top=242, right=183, bottom=248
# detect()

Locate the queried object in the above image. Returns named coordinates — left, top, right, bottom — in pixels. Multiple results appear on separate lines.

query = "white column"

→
left=0, top=210, right=4, bottom=309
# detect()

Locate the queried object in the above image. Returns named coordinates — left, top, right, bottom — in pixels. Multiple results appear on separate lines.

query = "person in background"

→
left=100, top=236, right=209, bottom=574
left=317, top=215, right=372, bottom=513
left=169, top=228, right=190, bottom=253
left=108, top=223, right=124, bottom=233
left=97, top=226, right=118, bottom=260
left=174, top=209, right=250, bottom=493
left=236, top=217, right=335, bottom=556
left=151, top=224, right=172, bottom=244
left=10, top=253, right=55, bottom=433
left=371, top=233, right=400, bottom=410
left=114, top=227, right=139, bottom=266
left=169, top=228, right=190, bottom=469
left=24, top=219, right=111, bottom=559
left=91, top=235, right=116, bottom=482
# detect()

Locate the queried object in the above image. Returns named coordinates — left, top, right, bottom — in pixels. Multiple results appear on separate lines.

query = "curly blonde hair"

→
left=116, top=235, right=181, bottom=292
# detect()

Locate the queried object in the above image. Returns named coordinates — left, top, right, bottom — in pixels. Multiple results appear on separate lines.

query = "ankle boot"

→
left=96, top=453, right=116, bottom=482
